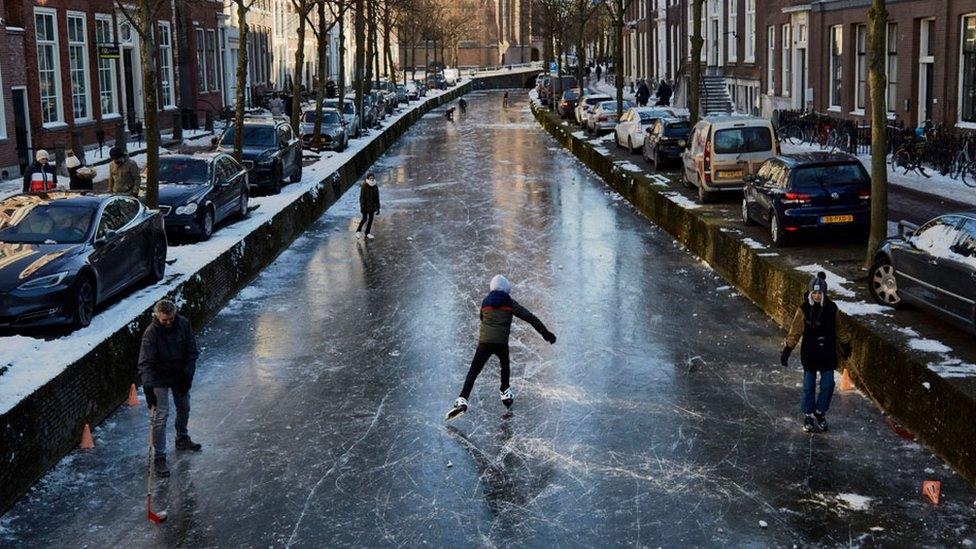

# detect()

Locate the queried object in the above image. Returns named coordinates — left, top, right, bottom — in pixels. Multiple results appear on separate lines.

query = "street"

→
left=2, top=92, right=974, bottom=547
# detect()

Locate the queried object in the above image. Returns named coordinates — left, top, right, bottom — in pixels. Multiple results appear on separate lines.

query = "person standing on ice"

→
left=139, top=299, right=202, bottom=478
left=356, top=173, right=380, bottom=240
left=781, top=272, right=852, bottom=433
left=446, top=275, right=557, bottom=420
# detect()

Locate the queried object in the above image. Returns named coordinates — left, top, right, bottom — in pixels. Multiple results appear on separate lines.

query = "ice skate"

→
left=803, top=414, right=816, bottom=433
left=814, top=412, right=828, bottom=432
left=446, top=397, right=468, bottom=421
left=500, top=388, right=514, bottom=408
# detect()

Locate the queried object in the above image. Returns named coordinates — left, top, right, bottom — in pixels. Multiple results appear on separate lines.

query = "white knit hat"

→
left=65, top=153, right=81, bottom=169
left=35, top=149, right=49, bottom=162
left=490, top=275, right=511, bottom=294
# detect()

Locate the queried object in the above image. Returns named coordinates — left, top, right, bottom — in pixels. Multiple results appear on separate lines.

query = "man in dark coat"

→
left=635, top=80, right=651, bottom=107
left=326, top=78, right=337, bottom=99
left=356, top=173, right=380, bottom=240
left=446, top=275, right=557, bottom=420
left=22, top=149, right=58, bottom=193
left=781, top=272, right=852, bottom=433
left=139, top=299, right=201, bottom=477
left=655, top=79, right=673, bottom=106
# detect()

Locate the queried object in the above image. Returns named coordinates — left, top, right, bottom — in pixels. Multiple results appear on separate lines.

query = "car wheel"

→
left=290, top=160, right=303, bottom=182
left=741, top=197, right=754, bottom=225
left=147, top=239, right=166, bottom=283
left=71, top=275, right=95, bottom=329
left=869, top=257, right=903, bottom=308
left=236, top=191, right=249, bottom=220
left=200, top=208, right=215, bottom=241
left=770, top=212, right=788, bottom=247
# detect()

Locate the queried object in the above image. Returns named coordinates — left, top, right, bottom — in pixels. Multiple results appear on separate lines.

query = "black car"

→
left=741, top=153, right=870, bottom=247
left=153, top=153, right=249, bottom=240
left=642, top=118, right=691, bottom=169
left=216, top=117, right=302, bottom=195
left=0, top=192, right=166, bottom=330
left=869, top=213, right=976, bottom=330
left=557, top=88, right=582, bottom=118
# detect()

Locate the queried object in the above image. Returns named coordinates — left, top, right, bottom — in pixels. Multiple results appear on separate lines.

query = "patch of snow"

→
left=662, top=192, right=701, bottom=210
left=647, top=173, right=671, bottom=187
left=794, top=264, right=857, bottom=298
left=922, top=382, right=931, bottom=390
left=928, top=359, right=976, bottom=378
left=908, top=338, right=952, bottom=354
left=836, top=493, right=874, bottom=511
left=757, top=252, right=779, bottom=257
left=741, top=238, right=765, bottom=250
left=834, top=300, right=893, bottom=316
left=615, top=161, right=643, bottom=173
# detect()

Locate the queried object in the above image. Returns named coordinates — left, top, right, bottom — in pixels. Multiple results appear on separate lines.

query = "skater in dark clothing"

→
left=655, top=79, right=673, bottom=106
left=139, top=299, right=202, bottom=478
left=356, top=173, right=380, bottom=240
left=446, top=275, right=557, bottom=420
left=595, top=64, right=603, bottom=82
left=781, top=272, right=852, bottom=433
left=459, top=98, right=467, bottom=113
left=502, top=91, right=510, bottom=107
left=445, top=106, right=456, bottom=121
left=635, top=79, right=651, bottom=107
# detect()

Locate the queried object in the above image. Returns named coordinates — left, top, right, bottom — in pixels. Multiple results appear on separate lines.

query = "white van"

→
left=681, top=116, right=779, bottom=203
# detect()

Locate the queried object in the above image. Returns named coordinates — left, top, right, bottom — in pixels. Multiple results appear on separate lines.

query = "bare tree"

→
left=865, top=0, right=888, bottom=267
left=290, top=0, right=317, bottom=135
left=603, top=0, right=634, bottom=115
left=534, top=0, right=573, bottom=97
left=230, top=0, right=258, bottom=162
left=689, top=0, right=704, bottom=126
left=571, top=0, right=603, bottom=94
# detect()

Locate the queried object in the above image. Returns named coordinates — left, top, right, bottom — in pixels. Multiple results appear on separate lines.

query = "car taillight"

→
left=859, top=188, right=870, bottom=199
left=599, top=116, right=608, bottom=122
left=783, top=191, right=812, bottom=204
left=703, top=140, right=712, bottom=184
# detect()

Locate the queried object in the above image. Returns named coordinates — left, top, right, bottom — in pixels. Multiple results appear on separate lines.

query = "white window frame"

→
left=829, top=25, right=843, bottom=110
left=782, top=24, right=791, bottom=96
left=745, top=0, right=756, bottom=62
left=960, top=14, right=976, bottom=127
left=158, top=21, right=176, bottom=108
left=854, top=24, right=867, bottom=114
left=767, top=26, right=775, bottom=93
left=196, top=28, right=206, bottom=92
left=886, top=22, right=897, bottom=113
left=67, top=11, right=93, bottom=122
left=34, top=7, right=64, bottom=127
left=207, top=29, right=219, bottom=91
left=94, top=14, right=119, bottom=118
left=727, top=0, right=737, bottom=62
left=0, top=60, right=7, bottom=138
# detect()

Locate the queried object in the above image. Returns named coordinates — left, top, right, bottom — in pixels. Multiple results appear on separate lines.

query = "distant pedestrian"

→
left=22, top=149, right=57, bottom=193
left=446, top=275, right=557, bottom=420
left=781, top=272, right=852, bottom=433
left=139, top=299, right=202, bottom=478
left=326, top=78, right=337, bottom=99
left=655, top=79, right=673, bottom=106
left=635, top=80, right=651, bottom=107
left=459, top=98, right=467, bottom=114
left=269, top=93, right=285, bottom=116
left=595, top=64, right=603, bottom=82
left=65, top=151, right=95, bottom=191
left=356, top=173, right=380, bottom=240
left=502, top=91, right=510, bottom=108
left=108, top=147, right=140, bottom=197
left=445, top=106, right=456, bottom=121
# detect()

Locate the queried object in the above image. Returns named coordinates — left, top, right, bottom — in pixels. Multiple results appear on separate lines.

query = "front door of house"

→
left=11, top=88, right=29, bottom=174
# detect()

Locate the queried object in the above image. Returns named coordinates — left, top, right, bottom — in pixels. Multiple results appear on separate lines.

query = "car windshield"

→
left=0, top=202, right=95, bottom=244
left=713, top=127, right=773, bottom=154
left=303, top=111, right=341, bottom=124
left=599, top=101, right=630, bottom=112
left=221, top=126, right=276, bottom=147
left=326, top=101, right=355, bottom=115
left=639, top=110, right=669, bottom=122
left=563, top=90, right=580, bottom=100
left=791, top=163, right=867, bottom=191
left=158, top=158, right=210, bottom=185
left=664, top=122, right=691, bottom=137
left=585, top=97, right=610, bottom=106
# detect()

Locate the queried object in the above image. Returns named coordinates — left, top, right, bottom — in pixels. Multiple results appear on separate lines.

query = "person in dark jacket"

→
left=446, top=275, right=557, bottom=420
left=65, top=151, right=95, bottom=191
left=781, top=272, right=852, bottom=433
left=22, top=149, right=58, bottom=193
left=635, top=79, right=651, bottom=107
left=655, top=79, right=673, bottom=106
left=326, top=78, right=337, bottom=99
left=139, top=299, right=202, bottom=478
left=356, top=173, right=380, bottom=240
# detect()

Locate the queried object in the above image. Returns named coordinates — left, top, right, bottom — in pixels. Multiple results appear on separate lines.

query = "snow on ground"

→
left=614, top=161, right=643, bottom=173
left=836, top=493, right=875, bottom=512
left=0, top=83, right=461, bottom=415
left=662, top=191, right=701, bottom=210
left=794, top=264, right=857, bottom=298
left=740, top=238, right=766, bottom=250
left=834, top=301, right=893, bottom=316
left=909, top=338, right=953, bottom=354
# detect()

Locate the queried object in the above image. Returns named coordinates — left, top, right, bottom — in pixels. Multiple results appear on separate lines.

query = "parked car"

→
left=537, top=76, right=552, bottom=105
left=300, top=108, right=348, bottom=152
left=427, top=74, right=447, bottom=90
left=152, top=153, right=249, bottom=241
left=642, top=118, right=691, bottom=168
left=868, top=212, right=976, bottom=330
left=396, top=84, right=409, bottom=103
left=373, top=81, right=397, bottom=112
left=0, top=192, right=166, bottom=330
left=586, top=100, right=632, bottom=134
left=368, top=91, right=388, bottom=121
left=681, top=116, right=779, bottom=203
left=324, top=99, right=361, bottom=138
left=574, top=94, right=612, bottom=126
left=413, top=79, right=428, bottom=97
left=741, top=153, right=870, bottom=247
left=216, top=117, right=302, bottom=195
left=614, top=107, right=674, bottom=152
left=557, top=88, right=582, bottom=118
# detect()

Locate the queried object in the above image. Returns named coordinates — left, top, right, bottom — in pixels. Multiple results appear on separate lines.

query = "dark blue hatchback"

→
left=741, top=152, right=871, bottom=246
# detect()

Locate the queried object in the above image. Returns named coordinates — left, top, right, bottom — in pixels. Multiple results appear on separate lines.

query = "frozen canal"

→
left=3, top=92, right=975, bottom=547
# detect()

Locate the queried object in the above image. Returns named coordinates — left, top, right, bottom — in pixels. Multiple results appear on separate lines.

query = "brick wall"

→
left=0, top=25, right=28, bottom=175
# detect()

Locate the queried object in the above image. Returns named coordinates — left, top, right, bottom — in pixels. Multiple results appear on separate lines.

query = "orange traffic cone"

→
left=838, top=369, right=853, bottom=392
left=79, top=424, right=95, bottom=449
left=126, top=384, right=140, bottom=407
left=922, top=480, right=941, bottom=505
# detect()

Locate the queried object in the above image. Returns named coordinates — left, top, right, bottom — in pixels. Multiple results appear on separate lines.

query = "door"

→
left=214, top=156, right=240, bottom=219
left=90, top=199, right=135, bottom=297
left=710, top=20, right=719, bottom=65
left=938, top=219, right=976, bottom=323
left=122, top=49, right=137, bottom=132
left=920, top=64, right=934, bottom=124
left=797, top=49, right=807, bottom=108
left=896, top=216, right=962, bottom=307
left=11, top=88, right=30, bottom=175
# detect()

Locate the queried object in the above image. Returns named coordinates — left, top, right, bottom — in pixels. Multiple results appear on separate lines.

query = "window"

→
left=727, top=0, right=737, bottom=62
left=158, top=22, right=175, bottom=107
left=67, top=13, right=92, bottom=121
left=95, top=15, right=118, bottom=116
left=767, top=27, right=775, bottom=93
left=782, top=24, right=791, bottom=96
left=855, top=24, right=867, bottom=111
left=0, top=59, right=6, bottom=138
left=914, top=216, right=962, bottom=259
left=745, top=0, right=756, bottom=61
left=35, top=8, right=63, bottom=125
left=197, top=29, right=206, bottom=92
left=713, top=127, right=772, bottom=153
left=961, top=15, right=976, bottom=123
left=886, top=23, right=897, bottom=111
left=829, top=25, right=843, bottom=108
left=207, top=30, right=219, bottom=91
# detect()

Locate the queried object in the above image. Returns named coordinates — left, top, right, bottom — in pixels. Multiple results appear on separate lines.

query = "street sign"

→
left=98, top=45, right=120, bottom=59
left=549, top=61, right=557, bottom=75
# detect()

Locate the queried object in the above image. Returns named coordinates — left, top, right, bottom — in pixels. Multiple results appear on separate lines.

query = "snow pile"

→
left=835, top=493, right=874, bottom=512
left=794, top=264, right=856, bottom=298
left=661, top=192, right=701, bottom=210
left=740, top=238, right=765, bottom=250
left=615, top=161, right=643, bottom=173
left=834, top=300, right=893, bottom=316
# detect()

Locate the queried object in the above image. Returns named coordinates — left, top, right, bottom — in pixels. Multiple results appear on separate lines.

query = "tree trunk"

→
left=354, top=0, right=365, bottom=130
left=233, top=3, right=250, bottom=161
left=614, top=0, right=624, bottom=114
left=139, top=2, right=160, bottom=208
left=291, top=4, right=307, bottom=135
left=312, top=0, right=328, bottom=145
left=383, top=5, right=395, bottom=86
left=555, top=31, right=564, bottom=98
left=689, top=0, right=704, bottom=126
left=866, top=0, right=889, bottom=268
left=338, top=0, right=347, bottom=121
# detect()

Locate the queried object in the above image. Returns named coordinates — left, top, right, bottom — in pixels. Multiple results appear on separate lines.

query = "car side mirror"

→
left=94, top=229, right=117, bottom=246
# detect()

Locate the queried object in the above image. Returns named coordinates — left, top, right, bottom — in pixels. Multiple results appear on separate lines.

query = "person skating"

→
left=139, top=299, right=202, bottom=478
left=781, top=272, right=852, bottom=433
left=459, top=98, right=467, bottom=114
left=356, top=173, right=380, bottom=240
left=108, top=147, right=140, bottom=197
left=22, top=149, right=57, bottom=193
left=445, top=106, right=456, bottom=121
left=446, top=275, right=557, bottom=420
left=502, top=91, right=510, bottom=108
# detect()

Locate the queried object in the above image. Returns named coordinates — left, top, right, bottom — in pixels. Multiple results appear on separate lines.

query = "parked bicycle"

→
left=890, top=129, right=931, bottom=178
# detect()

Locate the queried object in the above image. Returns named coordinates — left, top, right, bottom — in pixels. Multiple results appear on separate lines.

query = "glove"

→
left=543, top=330, right=557, bottom=344
left=841, top=342, right=852, bottom=360
left=376, top=210, right=380, bottom=216
left=144, top=386, right=157, bottom=409
left=780, top=346, right=793, bottom=367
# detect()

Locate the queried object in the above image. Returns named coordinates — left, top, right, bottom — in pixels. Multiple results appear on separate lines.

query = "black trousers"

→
left=459, top=342, right=510, bottom=399
left=356, top=212, right=374, bottom=234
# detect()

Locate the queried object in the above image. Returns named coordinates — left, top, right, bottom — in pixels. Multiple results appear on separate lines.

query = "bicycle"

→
left=950, top=137, right=976, bottom=187
left=889, top=135, right=931, bottom=178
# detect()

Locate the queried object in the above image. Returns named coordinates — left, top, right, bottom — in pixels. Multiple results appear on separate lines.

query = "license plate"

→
left=717, top=170, right=744, bottom=178
left=821, top=214, right=854, bottom=224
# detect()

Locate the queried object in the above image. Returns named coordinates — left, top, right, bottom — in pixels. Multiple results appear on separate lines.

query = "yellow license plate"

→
left=717, top=170, right=744, bottom=178
left=821, top=215, right=854, bottom=224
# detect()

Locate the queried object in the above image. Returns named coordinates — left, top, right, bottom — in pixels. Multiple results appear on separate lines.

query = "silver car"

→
left=300, top=108, right=348, bottom=151
left=324, top=99, right=361, bottom=138
left=586, top=100, right=632, bottom=134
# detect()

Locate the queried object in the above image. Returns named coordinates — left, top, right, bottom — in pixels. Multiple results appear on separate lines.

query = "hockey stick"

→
left=147, top=405, right=168, bottom=524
